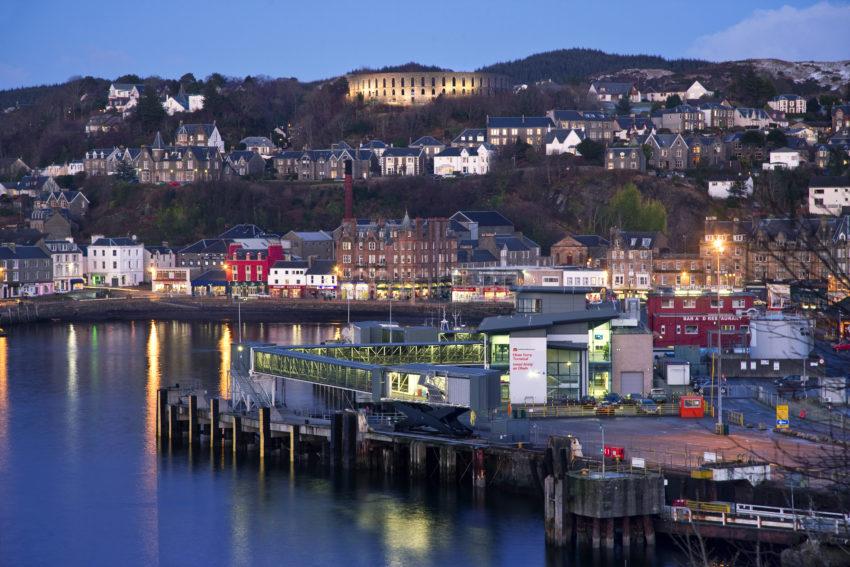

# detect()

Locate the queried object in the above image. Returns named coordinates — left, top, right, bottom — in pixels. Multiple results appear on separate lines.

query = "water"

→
left=0, top=321, right=680, bottom=566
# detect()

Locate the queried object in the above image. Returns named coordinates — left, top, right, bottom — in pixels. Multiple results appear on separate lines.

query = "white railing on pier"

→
left=666, top=503, right=850, bottom=535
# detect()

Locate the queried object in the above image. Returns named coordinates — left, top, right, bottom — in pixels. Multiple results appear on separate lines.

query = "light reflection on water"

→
left=0, top=321, right=678, bottom=567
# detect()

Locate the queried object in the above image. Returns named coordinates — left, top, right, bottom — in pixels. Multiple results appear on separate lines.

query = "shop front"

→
left=340, top=282, right=370, bottom=301
left=270, top=285, right=304, bottom=299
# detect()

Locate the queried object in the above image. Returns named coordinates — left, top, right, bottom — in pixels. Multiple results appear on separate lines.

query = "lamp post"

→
left=600, top=423, right=605, bottom=478
left=713, top=238, right=726, bottom=435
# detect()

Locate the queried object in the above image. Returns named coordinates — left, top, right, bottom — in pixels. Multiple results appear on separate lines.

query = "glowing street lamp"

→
left=712, top=237, right=726, bottom=435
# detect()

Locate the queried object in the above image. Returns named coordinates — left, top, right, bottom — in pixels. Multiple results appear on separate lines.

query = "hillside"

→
left=77, top=165, right=718, bottom=252
left=479, top=48, right=708, bottom=84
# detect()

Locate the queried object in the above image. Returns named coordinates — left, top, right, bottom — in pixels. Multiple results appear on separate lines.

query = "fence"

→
left=523, top=403, right=679, bottom=419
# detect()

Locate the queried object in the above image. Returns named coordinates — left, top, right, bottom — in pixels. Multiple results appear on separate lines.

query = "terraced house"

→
left=0, top=245, right=53, bottom=298
left=272, top=148, right=376, bottom=181
left=486, top=116, right=554, bottom=148
left=136, top=133, right=223, bottom=184
left=643, top=133, right=689, bottom=170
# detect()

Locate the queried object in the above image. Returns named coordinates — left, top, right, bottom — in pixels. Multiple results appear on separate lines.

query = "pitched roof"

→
left=91, top=237, right=140, bottom=246
left=478, top=305, right=619, bottom=333
left=544, top=129, right=585, bottom=144
left=451, top=128, right=486, bottom=144
left=810, top=176, right=850, bottom=188
left=572, top=235, right=610, bottom=247
left=178, top=238, right=233, bottom=254
left=218, top=224, right=268, bottom=239
left=176, top=123, right=216, bottom=137
left=240, top=136, right=274, bottom=147
left=409, top=136, right=443, bottom=147
left=306, top=259, right=335, bottom=275
left=487, top=116, right=553, bottom=129
left=285, top=230, right=333, bottom=242
left=452, top=210, right=514, bottom=227
left=382, top=147, right=422, bottom=158
left=549, top=110, right=584, bottom=121
left=272, top=260, right=309, bottom=270
left=590, top=82, right=635, bottom=95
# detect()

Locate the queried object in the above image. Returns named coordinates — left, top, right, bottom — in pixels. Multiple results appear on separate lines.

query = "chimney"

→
left=343, top=160, right=354, bottom=220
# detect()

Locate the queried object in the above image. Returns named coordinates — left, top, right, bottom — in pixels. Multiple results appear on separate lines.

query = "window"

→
left=661, top=299, right=674, bottom=309
left=685, top=325, right=698, bottom=334
left=683, top=299, right=696, bottom=309
left=516, top=298, right=542, bottom=314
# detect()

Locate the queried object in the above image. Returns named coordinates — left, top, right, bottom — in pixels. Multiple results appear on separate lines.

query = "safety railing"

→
left=523, top=403, right=679, bottom=419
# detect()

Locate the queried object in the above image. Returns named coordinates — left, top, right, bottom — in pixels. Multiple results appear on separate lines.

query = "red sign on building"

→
left=603, top=445, right=625, bottom=460
left=647, top=291, right=755, bottom=348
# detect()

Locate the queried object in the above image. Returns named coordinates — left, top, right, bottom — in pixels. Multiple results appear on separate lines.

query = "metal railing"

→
left=524, top=403, right=679, bottom=419
left=666, top=502, right=850, bottom=535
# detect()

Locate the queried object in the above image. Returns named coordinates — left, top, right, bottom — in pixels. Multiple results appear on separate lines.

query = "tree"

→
left=665, top=94, right=682, bottom=109
left=615, top=95, right=631, bottom=115
left=135, top=88, right=166, bottom=132
left=766, top=129, right=788, bottom=147
left=114, top=159, right=138, bottom=183
left=740, top=130, right=765, bottom=147
left=729, top=66, right=776, bottom=107
left=604, top=183, right=667, bottom=232
left=115, top=74, right=142, bottom=84
left=576, top=139, right=604, bottom=164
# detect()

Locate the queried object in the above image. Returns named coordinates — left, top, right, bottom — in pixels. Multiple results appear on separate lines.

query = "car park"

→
left=603, top=393, right=623, bottom=406
left=637, top=399, right=661, bottom=415
left=649, top=388, right=668, bottom=403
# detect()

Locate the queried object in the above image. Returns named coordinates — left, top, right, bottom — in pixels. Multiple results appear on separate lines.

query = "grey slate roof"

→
left=487, top=116, right=553, bottom=129
left=478, top=305, right=619, bottom=333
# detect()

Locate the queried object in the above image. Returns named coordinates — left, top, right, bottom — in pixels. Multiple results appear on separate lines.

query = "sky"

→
left=1, top=0, right=849, bottom=90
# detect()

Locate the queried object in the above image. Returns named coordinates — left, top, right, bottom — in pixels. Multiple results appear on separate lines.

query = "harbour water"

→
left=0, top=321, right=680, bottom=566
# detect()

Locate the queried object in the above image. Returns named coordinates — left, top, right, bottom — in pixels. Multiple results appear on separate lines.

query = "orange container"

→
left=679, top=395, right=705, bottom=418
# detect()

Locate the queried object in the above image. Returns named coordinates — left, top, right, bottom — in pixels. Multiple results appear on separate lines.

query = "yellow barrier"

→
left=685, top=500, right=732, bottom=514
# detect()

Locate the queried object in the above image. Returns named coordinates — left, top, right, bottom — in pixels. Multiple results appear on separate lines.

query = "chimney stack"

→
left=343, top=160, right=353, bottom=220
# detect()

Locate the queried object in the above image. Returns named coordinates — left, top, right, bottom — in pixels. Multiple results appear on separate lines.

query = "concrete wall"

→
left=611, top=330, right=653, bottom=394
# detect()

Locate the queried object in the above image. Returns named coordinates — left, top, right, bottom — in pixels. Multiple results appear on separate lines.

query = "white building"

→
left=151, top=267, right=192, bottom=295
left=42, top=239, right=84, bottom=293
left=144, top=246, right=176, bottom=282
left=707, top=175, right=754, bottom=199
left=433, top=145, right=492, bottom=176
left=809, top=176, right=850, bottom=215
left=85, top=235, right=145, bottom=287
left=763, top=147, right=803, bottom=171
left=162, top=94, right=205, bottom=116
left=734, top=108, right=773, bottom=129
left=768, top=94, right=806, bottom=115
left=522, top=266, right=608, bottom=288
left=107, top=83, right=144, bottom=115
left=643, top=81, right=713, bottom=103
left=544, top=129, right=585, bottom=156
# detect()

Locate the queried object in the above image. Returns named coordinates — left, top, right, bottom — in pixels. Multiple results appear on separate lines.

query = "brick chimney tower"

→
left=344, top=160, right=354, bottom=220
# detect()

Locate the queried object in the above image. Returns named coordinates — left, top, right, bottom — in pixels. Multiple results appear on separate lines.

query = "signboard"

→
left=603, top=445, right=625, bottom=460
left=776, top=404, right=790, bottom=429
left=508, top=336, right=547, bottom=404
left=631, top=457, right=646, bottom=469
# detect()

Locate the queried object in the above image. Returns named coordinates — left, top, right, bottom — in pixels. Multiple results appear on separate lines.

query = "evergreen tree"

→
left=114, top=159, right=138, bottom=183
left=615, top=95, right=631, bottom=115
left=576, top=139, right=604, bottom=164
left=135, top=87, right=166, bottom=132
left=604, top=183, right=667, bottom=232
left=665, top=94, right=682, bottom=109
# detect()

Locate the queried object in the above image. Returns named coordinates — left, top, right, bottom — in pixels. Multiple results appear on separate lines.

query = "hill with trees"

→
left=479, top=48, right=708, bottom=84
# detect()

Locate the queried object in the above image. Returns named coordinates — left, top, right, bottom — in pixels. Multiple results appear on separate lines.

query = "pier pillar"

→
left=472, top=448, right=486, bottom=492
left=209, top=398, right=221, bottom=449
left=168, top=405, right=181, bottom=446
left=382, top=446, right=396, bottom=475
left=330, top=413, right=344, bottom=468
left=439, top=446, right=456, bottom=484
left=188, top=395, right=199, bottom=446
left=289, top=425, right=301, bottom=463
left=605, top=518, right=614, bottom=549
left=342, top=412, right=358, bottom=470
left=591, top=518, right=601, bottom=549
left=544, top=475, right=571, bottom=547
left=642, top=515, right=655, bottom=546
left=157, top=388, right=168, bottom=438
left=622, top=517, right=631, bottom=548
left=232, top=416, right=242, bottom=455
left=409, top=442, right=427, bottom=478
left=575, top=517, right=589, bottom=545
left=259, top=407, right=271, bottom=456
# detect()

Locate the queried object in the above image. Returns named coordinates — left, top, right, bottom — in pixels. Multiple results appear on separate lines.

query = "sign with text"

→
left=776, top=404, right=790, bottom=429
left=508, top=336, right=547, bottom=404
left=603, top=445, right=625, bottom=460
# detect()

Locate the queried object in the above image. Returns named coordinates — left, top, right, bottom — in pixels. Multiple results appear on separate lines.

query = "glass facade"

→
left=546, top=348, right=581, bottom=402
left=588, top=321, right=612, bottom=397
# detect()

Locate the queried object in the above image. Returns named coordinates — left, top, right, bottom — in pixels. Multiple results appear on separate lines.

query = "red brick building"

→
left=225, top=242, right=285, bottom=296
left=647, top=290, right=756, bottom=348
left=334, top=214, right=458, bottom=300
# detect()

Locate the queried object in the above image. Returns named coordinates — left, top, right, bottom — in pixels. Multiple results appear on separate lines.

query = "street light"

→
left=713, top=238, right=727, bottom=436
left=600, top=423, right=605, bottom=478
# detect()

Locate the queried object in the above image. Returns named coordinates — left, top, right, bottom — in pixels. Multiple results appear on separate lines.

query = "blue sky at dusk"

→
left=1, top=0, right=849, bottom=89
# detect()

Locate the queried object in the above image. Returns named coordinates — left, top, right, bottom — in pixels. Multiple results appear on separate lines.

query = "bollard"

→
left=188, top=395, right=199, bottom=446
left=259, top=407, right=271, bottom=456
left=209, top=398, right=221, bottom=449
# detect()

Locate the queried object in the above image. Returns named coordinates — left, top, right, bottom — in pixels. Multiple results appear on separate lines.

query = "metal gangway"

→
left=667, top=501, right=850, bottom=536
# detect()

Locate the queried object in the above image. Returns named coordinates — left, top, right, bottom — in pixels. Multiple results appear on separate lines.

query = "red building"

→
left=225, top=242, right=286, bottom=296
left=647, top=291, right=756, bottom=348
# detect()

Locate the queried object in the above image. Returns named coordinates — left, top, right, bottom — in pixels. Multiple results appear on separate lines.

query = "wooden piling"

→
left=342, top=412, right=358, bottom=470
left=544, top=475, right=570, bottom=547
left=472, top=448, right=486, bottom=492
left=259, top=407, right=271, bottom=456
left=188, top=395, right=199, bottom=446
left=168, top=404, right=180, bottom=446
left=622, top=516, right=631, bottom=548
left=439, top=446, right=456, bottom=484
left=605, top=518, right=614, bottom=549
left=409, top=441, right=427, bottom=478
left=591, top=518, right=601, bottom=549
left=209, top=398, right=221, bottom=449
left=643, top=515, right=655, bottom=546
left=330, top=413, right=344, bottom=468
left=232, top=415, right=242, bottom=455
left=289, top=425, right=301, bottom=463
left=156, top=388, right=168, bottom=438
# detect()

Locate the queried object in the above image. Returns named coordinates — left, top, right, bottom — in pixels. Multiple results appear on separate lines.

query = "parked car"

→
left=596, top=404, right=616, bottom=417
left=774, top=375, right=803, bottom=388
left=649, top=388, right=668, bottom=404
left=579, top=395, right=597, bottom=407
left=833, top=341, right=850, bottom=352
left=603, top=393, right=623, bottom=406
left=637, top=399, right=661, bottom=415
left=623, top=393, right=644, bottom=405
